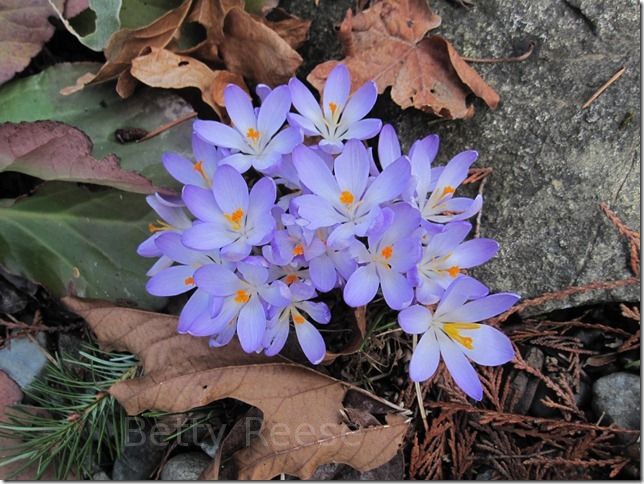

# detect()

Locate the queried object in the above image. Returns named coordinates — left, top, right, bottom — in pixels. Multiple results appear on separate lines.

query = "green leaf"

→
left=119, top=0, right=183, bottom=29
left=0, top=62, right=193, bottom=189
left=0, top=183, right=163, bottom=309
left=48, top=0, right=122, bottom=52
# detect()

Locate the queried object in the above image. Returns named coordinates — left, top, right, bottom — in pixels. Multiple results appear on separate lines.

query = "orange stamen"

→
left=234, top=290, right=250, bottom=304
left=292, top=244, right=304, bottom=256
left=447, top=265, right=460, bottom=278
left=284, top=274, right=298, bottom=285
left=184, top=276, right=195, bottom=286
left=381, top=245, right=394, bottom=260
left=339, top=190, right=354, bottom=206
left=293, top=313, right=306, bottom=325
left=148, top=220, right=172, bottom=233
left=246, top=127, right=260, bottom=143
left=443, top=323, right=480, bottom=350
left=224, top=208, right=244, bottom=230
left=441, top=185, right=456, bottom=198
left=329, top=102, right=338, bottom=115
left=193, top=161, right=211, bottom=184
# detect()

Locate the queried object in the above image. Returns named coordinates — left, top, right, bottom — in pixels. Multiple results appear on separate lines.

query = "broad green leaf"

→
left=0, top=183, right=164, bottom=309
left=48, top=0, right=122, bottom=52
left=0, top=62, right=193, bottom=189
left=119, top=0, right=183, bottom=29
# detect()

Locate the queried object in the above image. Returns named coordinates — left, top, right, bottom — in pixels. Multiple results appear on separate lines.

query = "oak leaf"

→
left=323, top=305, right=367, bottom=364
left=263, top=8, right=312, bottom=50
left=307, top=0, right=500, bottom=119
left=64, top=297, right=410, bottom=480
left=130, top=47, right=245, bottom=118
left=0, top=121, right=164, bottom=194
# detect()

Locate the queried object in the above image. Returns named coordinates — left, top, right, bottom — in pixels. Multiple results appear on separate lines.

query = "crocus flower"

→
left=162, top=132, right=227, bottom=188
left=398, top=276, right=519, bottom=400
left=193, top=84, right=302, bottom=173
left=288, top=64, right=381, bottom=154
left=293, top=140, right=411, bottom=247
left=412, top=221, right=499, bottom=304
left=344, top=204, right=422, bottom=310
left=181, top=165, right=276, bottom=261
left=194, top=261, right=289, bottom=352
left=263, top=281, right=330, bottom=364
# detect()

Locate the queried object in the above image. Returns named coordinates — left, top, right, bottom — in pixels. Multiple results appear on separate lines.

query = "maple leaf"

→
left=64, top=297, right=410, bottom=480
left=308, top=0, right=500, bottom=119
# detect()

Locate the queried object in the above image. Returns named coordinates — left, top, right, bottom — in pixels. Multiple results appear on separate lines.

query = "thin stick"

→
left=463, top=42, right=535, bottom=64
left=412, top=334, right=429, bottom=432
left=137, top=111, right=197, bottom=143
left=581, top=67, right=626, bottom=109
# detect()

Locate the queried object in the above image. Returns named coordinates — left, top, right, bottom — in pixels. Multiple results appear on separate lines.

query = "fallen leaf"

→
left=323, top=306, right=367, bottom=363
left=307, top=0, right=500, bottom=119
left=0, top=121, right=164, bottom=194
left=0, top=371, right=21, bottom=415
left=219, top=7, right=303, bottom=86
left=263, top=8, right=311, bottom=50
left=64, top=297, right=409, bottom=480
left=0, top=0, right=57, bottom=86
left=63, top=0, right=89, bottom=18
left=130, top=47, right=246, bottom=117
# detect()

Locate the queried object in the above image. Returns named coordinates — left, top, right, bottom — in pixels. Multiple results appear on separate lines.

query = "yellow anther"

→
left=148, top=220, right=172, bottom=233
left=329, top=102, right=338, bottom=115
left=441, top=185, right=456, bottom=198
left=184, top=276, right=195, bottom=286
left=234, top=290, right=250, bottom=304
left=246, top=127, right=260, bottom=143
left=339, top=190, right=355, bottom=206
left=292, top=244, right=304, bottom=256
left=293, top=313, right=306, bottom=325
left=284, top=274, right=298, bottom=285
left=193, top=161, right=211, bottom=185
left=224, top=208, right=244, bottom=230
left=447, top=265, right=460, bottom=278
left=381, top=245, right=394, bottom=260
left=443, top=323, right=480, bottom=350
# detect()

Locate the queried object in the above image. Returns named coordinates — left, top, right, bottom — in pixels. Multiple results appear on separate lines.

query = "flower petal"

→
left=398, top=305, right=431, bottom=334
left=163, top=152, right=203, bottom=186
left=363, top=156, right=411, bottom=206
left=444, top=293, right=520, bottom=323
left=220, top=153, right=253, bottom=173
left=146, top=265, right=195, bottom=296
left=263, top=316, right=289, bottom=356
left=224, top=84, right=257, bottom=136
left=212, top=165, right=249, bottom=214
left=155, top=232, right=206, bottom=266
left=437, top=331, right=483, bottom=400
left=220, top=237, right=252, bottom=261
left=182, top=221, right=238, bottom=250
left=178, top=289, right=211, bottom=333
left=237, top=296, right=266, bottom=352
left=287, top=113, right=319, bottom=136
left=341, top=80, right=378, bottom=125
left=427, top=221, right=471, bottom=256
left=436, top=276, right=489, bottom=317
left=299, top=300, right=331, bottom=324
left=295, top=320, right=326, bottom=364
left=289, top=77, right=324, bottom=126
left=247, top=177, right=276, bottom=225
left=409, top=330, right=440, bottom=382
left=264, top=127, right=303, bottom=154
left=292, top=144, right=340, bottom=201
left=378, top=265, right=414, bottom=310
left=182, top=185, right=221, bottom=222
left=341, top=118, right=382, bottom=141
left=194, top=263, right=242, bottom=296
left=237, top=261, right=268, bottom=286
left=343, top=263, right=379, bottom=307
left=449, top=238, right=499, bottom=268
left=193, top=120, right=246, bottom=151
left=323, top=63, right=350, bottom=117
left=334, top=139, right=369, bottom=199
left=378, top=124, right=401, bottom=169
left=294, top=194, right=345, bottom=229
left=257, top=85, right=291, bottom=139
left=462, top=324, right=515, bottom=366
left=309, top=254, right=338, bottom=292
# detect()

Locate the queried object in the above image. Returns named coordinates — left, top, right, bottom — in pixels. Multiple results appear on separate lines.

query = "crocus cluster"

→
left=139, top=64, right=518, bottom=400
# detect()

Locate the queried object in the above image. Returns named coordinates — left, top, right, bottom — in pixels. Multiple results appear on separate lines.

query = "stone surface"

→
left=111, top=421, right=169, bottom=480
left=309, top=451, right=404, bottom=480
left=0, top=277, right=27, bottom=314
left=592, top=372, right=640, bottom=430
left=160, top=452, right=211, bottom=481
left=283, top=0, right=640, bottom=313
left=0, top=338, right=48, bottom=389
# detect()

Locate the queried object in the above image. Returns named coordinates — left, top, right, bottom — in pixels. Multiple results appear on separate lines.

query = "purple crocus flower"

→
left=193, top=84, right=302, bottom=173
left=292, top=139, right=411, bottom=247
left=344, top=204, right=422, bottom=310
left=263, top=281, right=330, bottom=364
left=288, top=64, right=381, bottom=154
left=194, top=261, right=289, bottom=352
left=162, top=132, right=228, bottom=188
left=181, top=165, right=276, bottom=261
left=398, top=276, right=519, bottom=400
left=412, top=221, right=499, bottom=304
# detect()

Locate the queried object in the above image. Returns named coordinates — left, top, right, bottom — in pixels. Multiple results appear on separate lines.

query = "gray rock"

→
left=284, top=0, right=640, bottom=312
left=592, top=372, right=640, bottom=429
left=112, top=420, right=169, bottom=480
left=0, top=277, right=27, bottom=314
left=92, top=470, right=111, bottom=480
left=160, top=452, right=211, bottom=481
left=0, top=337, right=48, bottom=389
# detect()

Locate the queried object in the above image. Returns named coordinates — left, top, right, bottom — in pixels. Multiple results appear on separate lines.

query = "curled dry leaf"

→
left=48, top=0, right=121, bottom=52
left=307, top=0, right=500, bottom=119
left=0, top=121, right=164, bottom=194
left=130, top=47, right=246, bottom=117
left=64, top=297, right=409, bottom=480
left=323, top=305, right=367, bottom=364
left=262, top=8, right=312, bottom=50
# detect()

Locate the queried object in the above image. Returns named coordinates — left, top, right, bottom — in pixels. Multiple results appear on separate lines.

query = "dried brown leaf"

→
left=323, top=305, right=367, bottom=363
left=0, top=0, right=57, bottom=86
left=64, top=297, right=409, bottom=480
left=219, top=7, right=303, bottom=86
left=0, top=121, right=164, bottom=194
left=263, top=8, right=312, bottom=50
left=307, top=0, right=500, bottom=119
left=130, top=47, right=246, bottom=117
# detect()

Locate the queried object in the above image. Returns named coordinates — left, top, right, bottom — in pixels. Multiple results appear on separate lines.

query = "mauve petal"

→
left=263, top=317, right=289, bottom=356
left=295, top=194, right=345, bottom=229
left=147, top=194, right=191, bottom=228
left=220, top=153, right=253, bottom=173
left=427, top=221, right=472, bottom=256
left=192, top=131, right=222, bottom=167
left=378, top=266, right=414, bottom=310
left=193, top=120, right=246, bottom=151
left=378, top=203, right=421, bottom=247
left=409, top=330, right=441, bottom=382
left=341, top=118, right=382, bottom=141
left=146, top=265, right=195, bottom=296
left=444, top=293, right=520, bottom=323
left=146, top=255, right=173, bottom=276
left=209, top=318, right=237, bottom=347
left=435, top=149, right=478, bottom=191
left=450, top=238, right=499, bottom=268
left=329, top=248, right=357, bottom=281
left=194, top=264, right=242, bottom=296
left=185, top=311, right=220, bottom=336
left=295, top=320, right=326, bottom=364
left=220, top=237, right=252, bottom=261
left=237, top=296, right=266, bottom=352
left=334, top=139, right=370, bottom=198
left=437, top=332, right=483, bottom=400
left=326, top=222, right=356, bottom=248
left=182, top=185, right=221, bottom=222
left=462, top=324, right=515, bottom=366
left=292, top=144, right=340, bottom=201
left=398, top=305, right=431, bottom=334
left=363, top=157, right=411, bottom=206
left=213, top=165, right=249, bottom=214
left=323, top=63, right=350, bottom=117
left=415, top=280, right=443, bottom=305
left=224, top=84, right=257, bottom=135
left=155, top=232, right=204, bottom=266
left=299, top=300, right=331, bottom=324
left=258, top=85, right=291, bottom=139
left=246, top=213, right=275, bottom=246
left=238, top=261, right=268, bottom=286
left=309, top=254, right=338, bottom=292
left=289, top=77, right=324, bottom=125
left=256, top=83, right=272, bottom=101
left=390, top=238, right=422, bottom=273
left=182, top=222, right=238, bottom=250
left=436, top=276, right=489, bottom=317
left=264, top=127, right=303, bottom=154
left=378, top=124, right=402, bottom=169
left=439, top=195, right=483, bottom=222
left=318, top=139, right=344, bottom=154
left=341, top=80, right=378, bottom=125
left=287, top=112, right=319, bottom=136
left=343, top=263, right=379, bottom=307
left=163, top=152, right=204, bottom=187
left=178, top=289, right=211, bottom=333
left=247, top=177, right=276, bottom=224
left=138, top=234, right=162, bottom=258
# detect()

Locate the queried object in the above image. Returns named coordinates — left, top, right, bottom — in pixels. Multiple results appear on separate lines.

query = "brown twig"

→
left=137, top=111, right=197, bottom=143
left=463, top=42, right=535, bottom=64
left=581, top=67, right=626, bottom=109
